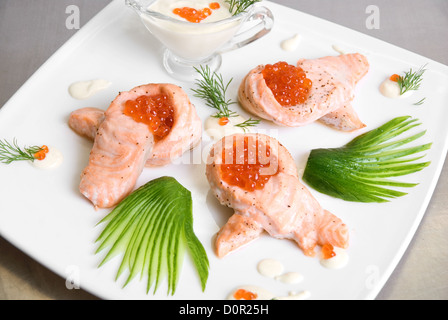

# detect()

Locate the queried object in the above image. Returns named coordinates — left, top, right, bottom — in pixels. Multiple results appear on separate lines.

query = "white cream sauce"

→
left=332, top=44, right=347, bottom=55
left=257, top=259, right=284, bottom=278
left=31, top=146, right=63, bottom=169
left=228, top=259, right=311, bottom=300
left=275, top=272, right=304, bottom=284
left=274, top=290, right=311, bottom=300
left=204, top=115, right=247, bottom=141
left=69, top=79, right=111, bottom=100
left=281, top=34, right=301, bottom=52
left=149, top=0, right=232, bottom=23
left=142, top=0, right=240, bottom=60
left=379, top=77, right=413, bottom=99
left=319, top=246, right=349, bottom=269
left=257, top=258, right=304, bottom=284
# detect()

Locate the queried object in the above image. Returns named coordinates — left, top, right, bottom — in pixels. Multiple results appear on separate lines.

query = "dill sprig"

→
left=413, top=97, right=426, bottom=106
left=225, top=0, right=261, bottom=15
left=398, top=64, right=427, bottom=95
left=193, top=65, right=260, bottom=131
left=0, top=138, right=42, bottom=164
left=234, top=118, right=261, bottom=132
left=192, top=65, right=236, bottom=119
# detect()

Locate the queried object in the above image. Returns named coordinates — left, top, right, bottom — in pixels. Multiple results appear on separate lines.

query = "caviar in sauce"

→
left=262, top=61, right=312, bottom=106
left=33, top=145, right=49, bottom=161
left=321, top=244, right=336, bottom=260
left=319, top=245, right=349, bottom=269
left=32, top=146, right=63, bottom=169
left=172, top=2, right=221, bottom=23
left=389, top=74, right=400, bottom=82
left=124, top=94, right=174, bottom=141
left=220, top=136, right=277, bottom=191
left=204, top=115, right=247, bottom=141
left=380, top=74, right=412, bottom=99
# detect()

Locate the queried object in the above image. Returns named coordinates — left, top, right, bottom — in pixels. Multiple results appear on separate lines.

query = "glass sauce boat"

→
left=125, top=0, right=274, bottom=81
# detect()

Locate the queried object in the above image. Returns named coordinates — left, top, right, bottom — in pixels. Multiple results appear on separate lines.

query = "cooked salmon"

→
left=238, top=53, right=369, bottom=131
left=79, top=83, right=200, bottom=209
left=69, top=92, right=202, bottom=167
left=206, top=133, right=349, bottom=257
left=69, top=107, right=105, bottom=140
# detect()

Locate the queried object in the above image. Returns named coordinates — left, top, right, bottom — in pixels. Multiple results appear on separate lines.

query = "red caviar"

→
left=173, top=2, right=221, bottom=23
left=233, top=289, right=258, bottom=300
left=218, top=117, right=229, bottom=126
left=321, top=244, right=336, bottom=260
left=389, top=74, right=400, bottom=82
left=123, top=94, right=174, bottom=141
left=262, top=61, right=313, bottom=107
left=34, top=145, right=49, bottom=161
left=209, top=2, right=221, bottom=10
left=220, top=136, right=276, bottom=192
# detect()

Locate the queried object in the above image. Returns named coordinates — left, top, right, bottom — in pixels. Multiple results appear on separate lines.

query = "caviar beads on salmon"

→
left=220, top=136, right=277, bottom=192
left=262, top=61, right=312, bottom=106
left=124, top=94, right=174, bottom=141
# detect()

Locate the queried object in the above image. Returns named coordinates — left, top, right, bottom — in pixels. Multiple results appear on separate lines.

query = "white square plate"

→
left=1, top=1, right=447, bottom=300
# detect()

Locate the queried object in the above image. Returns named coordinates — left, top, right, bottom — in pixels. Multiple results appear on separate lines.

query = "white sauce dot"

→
left=257, top=259, right=284, bottom=278
left=274, top=272, right=304, bottom=284
left=69, top=79, right=111, bottom=100
left=274, top=290, right=311, bottom=300
left=31, top=146, right=63, bottom=169
left=319, top=247, right=349, bottom=269
left=332, top=44, right=347, bottom=55
left=281, top=34, right=302, bottom=52
left=204, top=115, right=247, bottom=141
left=379, top=78, right=414, bottom=99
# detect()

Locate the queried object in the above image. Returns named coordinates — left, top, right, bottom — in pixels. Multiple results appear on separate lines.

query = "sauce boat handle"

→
left=219, top=5, right=274, bottom=54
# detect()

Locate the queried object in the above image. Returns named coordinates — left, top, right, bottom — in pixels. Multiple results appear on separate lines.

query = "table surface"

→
left=0, top=0, right=447, bottom=300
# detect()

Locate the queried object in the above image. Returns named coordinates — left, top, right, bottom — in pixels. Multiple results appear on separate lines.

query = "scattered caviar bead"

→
left=262, top=61, right=313, bottom=107
left=233, top=289, right=258, bottom=300
left=218, top=117, right=229, bottom=126
left=123, top=94, right=174, bottom=141
left=220, top=136, right=277, bottom=192
left=209, top=2, right=221, bottom=10
left=389, top=74, right=400, bottom=82
left=321, top=244, right=336, bottom=260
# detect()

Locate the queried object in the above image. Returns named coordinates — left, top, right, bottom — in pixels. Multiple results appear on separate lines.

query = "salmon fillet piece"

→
left=214, top=214, right=263, bottom=258
left=79, top=83, right=198, bottom=209
left=206, top=133, right=349, bottom=258
left=69, top=89, right=202, bottom=167
left=69, top=107, right=105, bottom=140
left=238, top=53, right=369, bottom=131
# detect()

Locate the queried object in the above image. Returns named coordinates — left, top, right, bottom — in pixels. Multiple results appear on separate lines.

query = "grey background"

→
left=0, top=0, right=447, bottom=300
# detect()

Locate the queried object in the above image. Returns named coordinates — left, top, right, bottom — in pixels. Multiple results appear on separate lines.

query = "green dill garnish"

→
left=0, top=138, right=43, bottom=164
left=193, top=65, right=260, bottom=131
left=234, top=118, right=261, bottom=132
left=96, top=177, right=209, bottom=295
left=192, top=65, right=236, bottom=119
left=303, top=116, right=432, bottom=203
left=225, top=0, right=261, bottom=16
left=397, top=64, right=427, bottom=95
left=413, top=97, right=426, bottom=106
